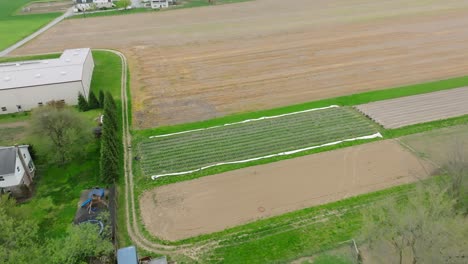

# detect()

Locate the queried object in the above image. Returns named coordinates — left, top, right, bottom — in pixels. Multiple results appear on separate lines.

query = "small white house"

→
left=143, top=0, right=175, bottom=9
left=0, top=145, right=35, bottom=198
left=0, top=48, right=94, bottom=115
left=74, top=0, right=117, bottom=11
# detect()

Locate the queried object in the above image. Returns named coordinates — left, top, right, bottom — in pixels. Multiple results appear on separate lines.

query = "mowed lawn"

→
left=0, top=0, right=62, bottom=51
left=138, top=107, right=378, bottom=177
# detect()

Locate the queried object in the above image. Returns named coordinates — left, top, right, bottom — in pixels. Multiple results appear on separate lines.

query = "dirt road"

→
left=140, top=140, right=433, bottom=241
left=11, top=0, right=468, bottom=128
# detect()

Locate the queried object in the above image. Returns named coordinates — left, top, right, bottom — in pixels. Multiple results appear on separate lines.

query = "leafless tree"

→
left=361, top=183, right=467, bottom=264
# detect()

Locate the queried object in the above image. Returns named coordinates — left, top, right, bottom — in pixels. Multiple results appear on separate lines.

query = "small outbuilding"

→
left=0, top=145, right=35, bottom=198
left=143, top=0, right=175, bottom=9
left=0, top=48, right=94, bottom=114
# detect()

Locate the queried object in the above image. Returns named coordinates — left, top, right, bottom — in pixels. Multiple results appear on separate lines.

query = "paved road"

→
left=0, top=7, right=74, bottom=57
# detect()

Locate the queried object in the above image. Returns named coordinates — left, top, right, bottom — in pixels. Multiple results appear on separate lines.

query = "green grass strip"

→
left=134, top=76, right=468, bottom=138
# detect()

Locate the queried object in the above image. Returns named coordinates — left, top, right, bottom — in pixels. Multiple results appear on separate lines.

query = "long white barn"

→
left=0, top=48, right=94, bottom=114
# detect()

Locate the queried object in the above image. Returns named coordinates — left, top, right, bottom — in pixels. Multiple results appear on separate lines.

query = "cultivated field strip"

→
left=138, top=107, right=379, bottom=178
left=355, top=87, right=468, bottom=129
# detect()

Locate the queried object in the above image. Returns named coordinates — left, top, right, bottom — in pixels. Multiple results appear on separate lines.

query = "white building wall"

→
left=151, top=0, right=169, bottom=9
left=0, top=170, right=17, bottom=191
left=19, top=147, right=34, bottom=175
left=0, top=82, right=83, bottom=114
left=0, top=147, right=34, bottom=193
left=81, top=51, right=95, bottom=98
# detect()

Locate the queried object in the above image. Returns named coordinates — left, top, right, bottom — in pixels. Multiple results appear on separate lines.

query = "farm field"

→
left=356, top=87, right=468, bottom=128
left=140, top=140, right=433, bottom=241
left=9, top=0, right=468, bottom=127
left=400, top=124, right=468, bottom=167
left=0, top=0, right=62, bottom=51
left=137, top=106, right=378, bottom=178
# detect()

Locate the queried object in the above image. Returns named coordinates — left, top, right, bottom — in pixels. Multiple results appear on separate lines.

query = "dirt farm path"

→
left=11, top=0, right=468, bottom=128
left=112, top=49, right=177, bottom=254
left=139, top=140, right=434, bottom=241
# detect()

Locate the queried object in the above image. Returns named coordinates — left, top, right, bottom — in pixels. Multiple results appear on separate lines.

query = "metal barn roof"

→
left=0, top=48, right=91, bottom=90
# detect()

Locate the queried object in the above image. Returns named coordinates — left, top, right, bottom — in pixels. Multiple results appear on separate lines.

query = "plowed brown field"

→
left=12, top=0, right=468, bottom=128
left=356, top=87, right=468, bottom=128
left=140, top=140, right=434, bottom=241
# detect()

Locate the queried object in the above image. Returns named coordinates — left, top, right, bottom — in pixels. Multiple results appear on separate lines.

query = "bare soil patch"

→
left=140, top=140, right=433, bottom=241
left=20, top=1, right=71, bottom=14
left=0, top=121, right=29, bottom=145
left=356, top=87, right=468, bottom=128
left=400, top=124, right=468, bottom=167
left=11, top=0, right=468, bottom=128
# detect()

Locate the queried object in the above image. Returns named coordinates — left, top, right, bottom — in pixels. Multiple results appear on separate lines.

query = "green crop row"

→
left=138, top=107, right=377, bottom=176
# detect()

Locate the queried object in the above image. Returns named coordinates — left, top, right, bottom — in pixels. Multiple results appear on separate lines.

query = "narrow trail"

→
left=100, top=49, right=199, bottom=259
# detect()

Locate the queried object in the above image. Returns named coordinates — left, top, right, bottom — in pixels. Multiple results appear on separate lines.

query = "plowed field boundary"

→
left=355, top=87, right=468, bottom=128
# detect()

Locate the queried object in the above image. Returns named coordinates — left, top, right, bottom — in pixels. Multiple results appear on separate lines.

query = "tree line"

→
left=100, top=92, right=120, bottom=184
left=78, top=89, right=121, bottom=183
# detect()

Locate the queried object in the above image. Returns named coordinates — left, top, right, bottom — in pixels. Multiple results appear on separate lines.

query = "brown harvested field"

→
left=140, top=140, right=434, bottom=241
left=355, top=87, right=468, bottom=129
left=11, top=0, right=468, bottom=128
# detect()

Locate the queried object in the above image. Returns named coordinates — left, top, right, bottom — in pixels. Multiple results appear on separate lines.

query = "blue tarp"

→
left=117, top=246, right=138, bottom=264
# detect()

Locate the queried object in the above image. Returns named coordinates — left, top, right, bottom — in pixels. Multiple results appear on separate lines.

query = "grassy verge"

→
left=89, top=50, right=131, bottom=247
left=69, top=0, right=251, bottom=19
left=135, top=75, right=468, bottom=138
left=142, top=178, right=417, bottom=262
left=0, top=53, right=60, bottom=62
left=0, top=112, right=31, bottom=124
left=0, top=0, right=62, bottom=51
left=69, top=8, right=154, bottom=19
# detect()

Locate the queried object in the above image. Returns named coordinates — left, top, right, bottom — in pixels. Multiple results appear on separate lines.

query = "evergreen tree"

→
left=105, top=92, right=117, bottom=111
left=77, top=93, right=88, bottom=111
left=101, top=121, right=119, bottom=160
left=88, top=91, right=100, bottom=109
left=99, top=90, right=105, bottom=108
left=100, top=91, right=120, bottom=183
left=100, top=136, right=119, bottom=183
left=103, top=92, right=118, bottom=131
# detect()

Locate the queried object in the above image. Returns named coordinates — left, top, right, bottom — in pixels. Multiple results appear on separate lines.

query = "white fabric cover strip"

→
left=149, top=105, right=339, bottom=138
left=151, top=132, right=383, bottom=179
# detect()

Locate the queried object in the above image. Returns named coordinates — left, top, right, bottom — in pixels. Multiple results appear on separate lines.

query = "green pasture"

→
left=0, top=0, right=62, bottom=51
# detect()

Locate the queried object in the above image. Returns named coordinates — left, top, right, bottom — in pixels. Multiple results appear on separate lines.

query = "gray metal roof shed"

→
left=117, top=246, right=138, bottom=264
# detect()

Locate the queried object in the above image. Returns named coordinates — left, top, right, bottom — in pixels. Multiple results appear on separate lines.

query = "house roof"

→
left=0, top=48, right=91, bottom=90
left=0, top=147, right=16, bottom=175
left=0, top=146, right=29, bottom=188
